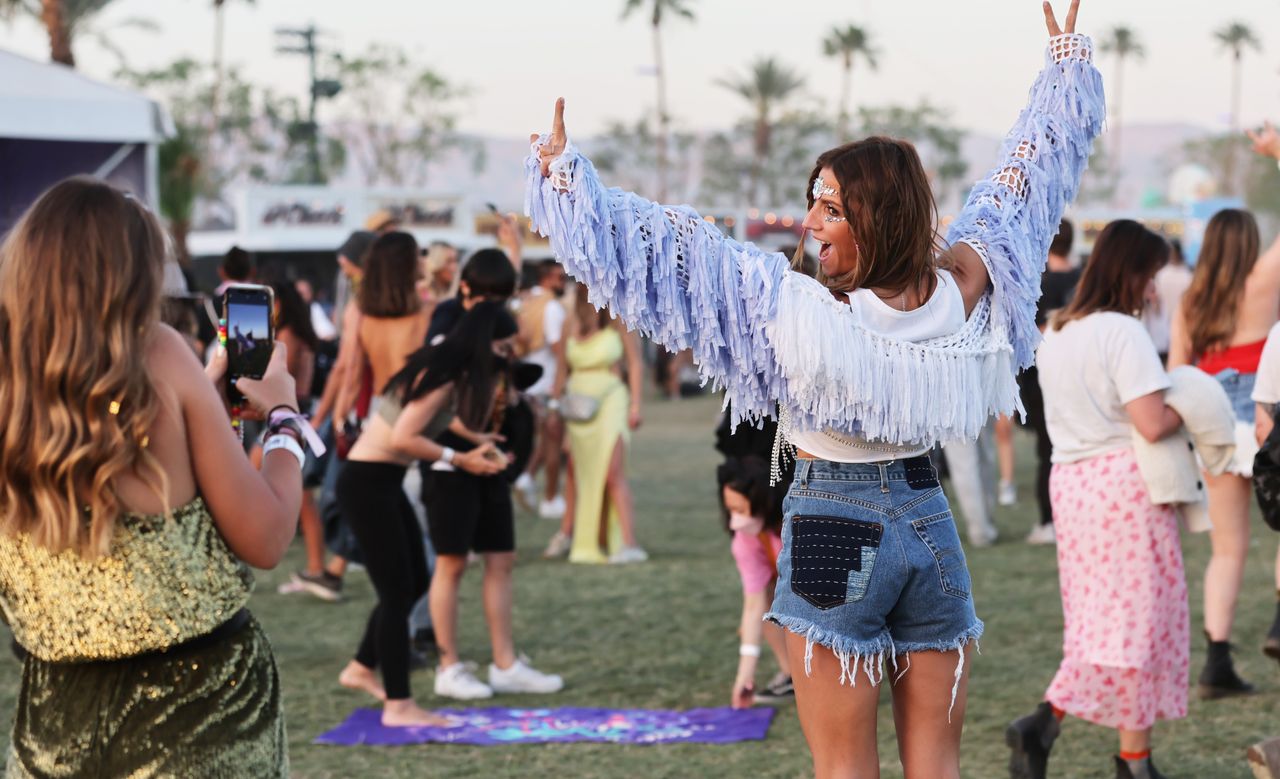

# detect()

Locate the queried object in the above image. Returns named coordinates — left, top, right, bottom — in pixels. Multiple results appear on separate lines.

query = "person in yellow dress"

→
left=543, top=283, right=646, bottom=563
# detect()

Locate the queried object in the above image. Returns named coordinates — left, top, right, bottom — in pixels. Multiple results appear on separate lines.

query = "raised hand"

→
left=1042, top=0, right=1080, bottom=37
left=530, top=98, right=568, bottom=178
left=1247, top=121, right=1280, bottom=160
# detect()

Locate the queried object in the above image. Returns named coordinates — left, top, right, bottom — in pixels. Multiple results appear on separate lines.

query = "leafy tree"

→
left=328, top=44, right=475, bottom=187
left=591, top=117, right=697, bottom=202
left=823, top=24, right=878, bottom=141
left=1183, top=133, right=1280, bottom=219
left=1099, top=25, right=1144, bottom=167
left=620, top=0, right=696, bottom=201
left=1214, top=21, right=1261, bottom=192
left=1, top=0, right=152, bottom=68
left=716, top=57, right=806, bottom=204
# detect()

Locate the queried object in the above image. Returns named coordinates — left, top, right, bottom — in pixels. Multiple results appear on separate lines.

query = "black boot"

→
left=1264, top=596, right=1280, bottom=664
left=1114, top=754, right=1167, bottom=779
left=1006, top=702, right=1060, bottom=779
left=1198, top=635, right=1256, bottom=700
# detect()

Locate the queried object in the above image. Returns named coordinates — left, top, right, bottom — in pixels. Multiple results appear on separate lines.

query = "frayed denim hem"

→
left=765, top=612, right=984, bottom=721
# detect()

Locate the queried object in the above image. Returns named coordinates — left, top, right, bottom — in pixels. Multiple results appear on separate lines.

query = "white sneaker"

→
left=488, top=657, right=564, bottom=694
left=967, top=524, right=998, bottom=548
left=998, top=481, right=1017, bottom=506
left=513, top=473, right=538, bottom=511
left=1026, top=523, right=1056, bottom=545
left=434, top=661, right=493, bottom=700
left=543, top=530, right=571, bottom=559
left=538, top=496, right=565, bottom=520
left=608, top=545, right=649, bottom=564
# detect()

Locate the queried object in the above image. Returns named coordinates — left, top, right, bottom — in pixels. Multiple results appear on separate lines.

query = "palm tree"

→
left=621, top=0, right=695, bottom=202
left=822, top=24, right=877, bottom=141
left=1099, top=26, right=1143, bottom=168
left=1215, top=21, right=1261, bottom=193
left=0, top=0, right=123, bottom=67
left=717, top=57, right=805, bottom=204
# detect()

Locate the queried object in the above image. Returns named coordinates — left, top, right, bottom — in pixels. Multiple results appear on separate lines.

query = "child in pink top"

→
left=719, top=458, right=791, bottom=708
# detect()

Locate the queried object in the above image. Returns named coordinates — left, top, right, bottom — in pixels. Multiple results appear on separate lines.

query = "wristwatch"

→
left=546, top=397, right=561, bottom=412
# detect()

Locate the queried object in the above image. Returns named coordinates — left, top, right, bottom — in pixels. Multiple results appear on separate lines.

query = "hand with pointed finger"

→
left=1042, top=0, right=1080, bottom=37
left=530, top=98, right=568, bottom=178
left=1247, top=121, right=1280, bottom=160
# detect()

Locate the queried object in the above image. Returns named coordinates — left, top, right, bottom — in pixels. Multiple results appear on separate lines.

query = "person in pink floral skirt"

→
left=1006, top=220, right=1188, bottom=779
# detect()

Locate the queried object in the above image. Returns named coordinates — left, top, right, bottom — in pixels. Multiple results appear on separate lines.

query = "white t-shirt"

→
left=1141, top=263, right=1193, bottom=354
left=1037, top=312, right=1171, bottom=463
left=524, top=287, right=566, bottom=398
left=1251, top=322, right=1280, bottom=405
left=789, top=270, right=966, bottom=462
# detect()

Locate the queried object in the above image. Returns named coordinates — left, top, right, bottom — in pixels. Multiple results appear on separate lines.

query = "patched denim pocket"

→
left=789, top=515, right=883, bottom=609
left=911, top=511, right=971, bottom=599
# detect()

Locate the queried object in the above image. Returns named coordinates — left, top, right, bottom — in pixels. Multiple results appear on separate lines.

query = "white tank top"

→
left=788, top=269, right=967, bottom=463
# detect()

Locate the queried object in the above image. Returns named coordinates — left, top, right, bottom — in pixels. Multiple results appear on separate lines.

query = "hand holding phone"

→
left=222, top=284, right=276, bottom=407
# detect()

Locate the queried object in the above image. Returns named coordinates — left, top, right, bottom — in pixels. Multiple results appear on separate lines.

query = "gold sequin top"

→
left=0, top=497, right=254, bottom=662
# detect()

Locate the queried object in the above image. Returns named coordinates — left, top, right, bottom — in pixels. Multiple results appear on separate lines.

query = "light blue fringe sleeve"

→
left=945, top=33, right=1105, bottom=371
left=524, top=143, right=790, bottom=428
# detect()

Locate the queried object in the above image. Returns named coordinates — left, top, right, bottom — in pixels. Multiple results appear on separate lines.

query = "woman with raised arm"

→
left=0, top=179, right=307, bottom=776
left=527, top=3, right=1101, bottom=776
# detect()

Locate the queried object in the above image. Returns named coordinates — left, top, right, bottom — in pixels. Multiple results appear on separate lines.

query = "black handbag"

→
left=1252, top=407, right=1280, bottom=532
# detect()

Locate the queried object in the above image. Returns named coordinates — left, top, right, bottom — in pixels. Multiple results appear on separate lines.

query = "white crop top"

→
left=789, top=269, right=967, bottom=463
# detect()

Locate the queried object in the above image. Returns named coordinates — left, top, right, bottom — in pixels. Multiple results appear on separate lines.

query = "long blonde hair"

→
left=0, top=178, right=170, bottom=557
left=1183, top=209, right=1261, bottom=358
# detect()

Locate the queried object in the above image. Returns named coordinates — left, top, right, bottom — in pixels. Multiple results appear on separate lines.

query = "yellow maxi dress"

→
left=565, top=328, right=628, bottom=563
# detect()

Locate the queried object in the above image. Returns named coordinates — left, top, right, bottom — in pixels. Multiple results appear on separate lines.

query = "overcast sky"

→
left=1, top=0, right=1277, bottom=139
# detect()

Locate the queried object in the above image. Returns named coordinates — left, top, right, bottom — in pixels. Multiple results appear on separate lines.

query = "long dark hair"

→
left=383, top=300, right=516, bottom=430
left=269, top=279, right=319, bottom=351
left=358, top=231, right=421, bottom=318
left=1053, top=219, right=1169, bottom=331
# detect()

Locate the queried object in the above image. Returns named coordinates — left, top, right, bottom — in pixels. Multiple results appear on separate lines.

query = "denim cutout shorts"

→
left=1213, top=368, right=1257, bottom=422
left=765, top=456, right=983, bottom=685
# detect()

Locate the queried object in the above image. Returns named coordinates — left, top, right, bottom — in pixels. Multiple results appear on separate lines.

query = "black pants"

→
left=1019, top=365, right=1054, bottom=527
left=336, top=460, right=427, bottom=700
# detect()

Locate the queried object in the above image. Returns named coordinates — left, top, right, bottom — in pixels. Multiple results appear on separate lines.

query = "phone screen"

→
left=223, top=285, right=274, bottom=405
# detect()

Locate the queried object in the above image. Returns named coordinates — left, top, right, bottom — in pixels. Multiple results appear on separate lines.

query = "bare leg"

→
left=298, top=490, right=325, bottom=575
left=559, top=457, right=576, bottom=537
left=1118, top=728, right=1152, bottom=753
left=604, top=438, right=638, bottom=547
left=429, top=554, right=468, bottom=668
left=892, top=647, right=971, bottom=779
left=1203, top=471, right=1252, bottom=640
left=482, top=552, right=517, bottom=670
left=542, top=413, right=564, bottom=502
left=994, top=415, right=1016, bottom=487
left=764, top=620, right=791, bottom=677
left=784, top=631, right=882, bottom=779
left=325, top=555, right=348, bottom=579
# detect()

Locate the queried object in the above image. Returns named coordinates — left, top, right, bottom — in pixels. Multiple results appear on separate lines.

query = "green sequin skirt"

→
left=5, top=614, right=286, bottom=778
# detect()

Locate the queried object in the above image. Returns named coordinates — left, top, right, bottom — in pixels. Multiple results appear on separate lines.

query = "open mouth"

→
left=818, top=242, right=833, bottom=263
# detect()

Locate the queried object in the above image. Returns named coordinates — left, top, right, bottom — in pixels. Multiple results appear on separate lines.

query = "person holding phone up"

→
left=0, top=178, right=309, bottom=776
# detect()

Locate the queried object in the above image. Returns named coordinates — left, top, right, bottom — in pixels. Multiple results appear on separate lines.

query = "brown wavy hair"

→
left=358, top=231, right=422, bottom=318
left=799, top=137, right=942, bottom=300
left=0, top=178, right=169, bottom=557
left=1052, top=219, right=1169, bottom=331
left=1181, top=209, right=1260, bottom=358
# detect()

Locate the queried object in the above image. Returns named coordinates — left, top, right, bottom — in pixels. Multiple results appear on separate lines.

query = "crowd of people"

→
left=2, top=1, right=1280, bottom=777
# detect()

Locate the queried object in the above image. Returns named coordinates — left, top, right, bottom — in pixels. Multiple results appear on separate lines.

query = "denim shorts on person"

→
left=1213, top=368, right=1257, bottom=422
left=764, top=455, right=983, bottom=688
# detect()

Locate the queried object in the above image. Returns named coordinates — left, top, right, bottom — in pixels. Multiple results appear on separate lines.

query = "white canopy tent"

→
left=0, top=48, right=172, bottom=236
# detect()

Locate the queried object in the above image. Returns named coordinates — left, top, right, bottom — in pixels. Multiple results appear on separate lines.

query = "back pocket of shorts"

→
left=789, top=515, right=883, bottom=609
left=911, top=511, right=971, bottom=599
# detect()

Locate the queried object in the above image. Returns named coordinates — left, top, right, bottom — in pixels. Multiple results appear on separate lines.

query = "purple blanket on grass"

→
left=315, top=707, right=775, bottom=746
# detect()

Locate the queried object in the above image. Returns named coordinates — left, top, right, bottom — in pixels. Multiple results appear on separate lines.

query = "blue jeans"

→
left=1213, top=368, right=1257, bottom=422
left=766, top=456, right=983, bottom=686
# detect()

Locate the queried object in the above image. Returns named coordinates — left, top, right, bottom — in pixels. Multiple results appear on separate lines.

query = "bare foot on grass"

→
left=382, top=699, right=458, bottom=728
left=338, top=661, right=386, bottom=701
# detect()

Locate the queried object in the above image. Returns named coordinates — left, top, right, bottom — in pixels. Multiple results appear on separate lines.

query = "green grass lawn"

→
left=3, top=393, right=1279, bottom=778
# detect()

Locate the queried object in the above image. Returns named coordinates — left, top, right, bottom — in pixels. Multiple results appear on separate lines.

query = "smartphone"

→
left=222, top=284, right=275, bottom=406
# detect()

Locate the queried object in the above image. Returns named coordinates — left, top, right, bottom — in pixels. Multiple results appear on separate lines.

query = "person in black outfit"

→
left=1021, top=218, right=1083, bottom=544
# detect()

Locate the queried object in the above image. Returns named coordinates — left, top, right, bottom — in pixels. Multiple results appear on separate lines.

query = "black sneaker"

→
left=412, top=627, right=439, bottom=657
left=292, top=570, right=343, bottom=603
left=1114, top=754, right=1167, bottom=779
left=1264, top=609, right=1280, bottom=664
left=1005, top=702, right=1060, bottom=779
left=1198, top=639, right=1256, bottom=700
left=754, top=674, right=794, bottom=703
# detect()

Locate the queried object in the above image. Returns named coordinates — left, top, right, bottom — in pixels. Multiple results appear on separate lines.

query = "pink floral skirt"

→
left=1045, top=447, right=1189, bottom=730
